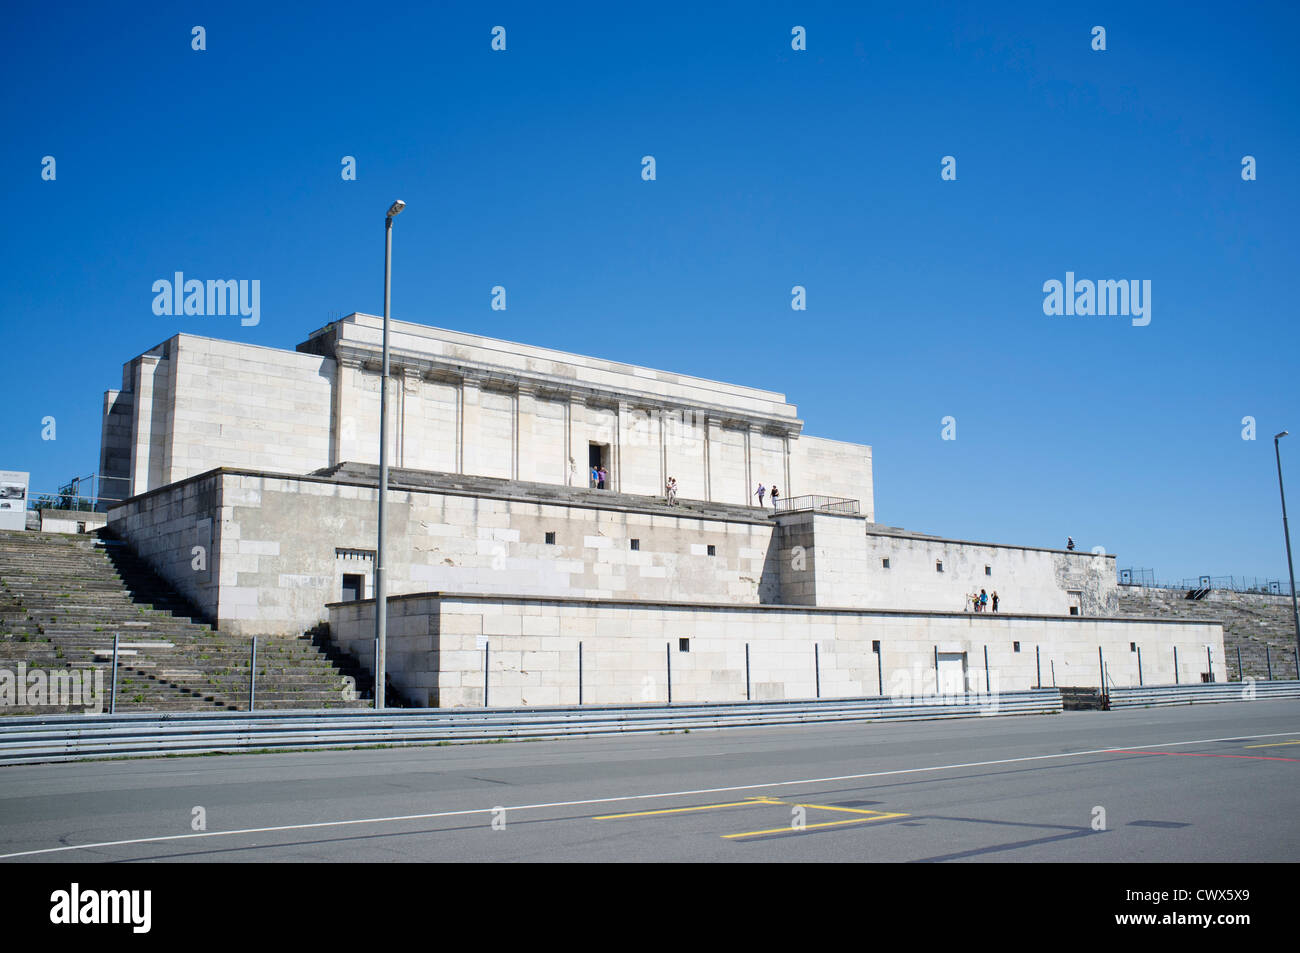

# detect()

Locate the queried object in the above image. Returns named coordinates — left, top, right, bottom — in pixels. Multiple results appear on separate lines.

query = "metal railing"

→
left=1107, top=680, right=1300, bottom=709
left=773, top=495, right=860, bottom=515
left=1118, top=568, right=1292, bottom=597
left=0, top=690, right=1063, bottom=765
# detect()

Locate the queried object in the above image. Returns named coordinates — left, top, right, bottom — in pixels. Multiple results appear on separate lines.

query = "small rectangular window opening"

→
left=545, top=531, right=556, bottom=545
left=679, top=638, right=690, bottom=652
left=936, top=560, right=943, bottom=573
left=707, top=544, right=716, bottom=556
left=630, top=538, right=640, bottom=551
left=882, top=557, right=890, bottom=569
left=1013, top=641, right=1021, bottom=653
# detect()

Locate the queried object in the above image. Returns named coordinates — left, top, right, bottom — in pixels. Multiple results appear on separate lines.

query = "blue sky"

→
left=2, top=1, right=1297, bottom=586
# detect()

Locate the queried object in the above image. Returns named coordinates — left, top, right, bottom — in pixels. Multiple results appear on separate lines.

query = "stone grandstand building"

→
left=96, top=313, right=1223, bottom=707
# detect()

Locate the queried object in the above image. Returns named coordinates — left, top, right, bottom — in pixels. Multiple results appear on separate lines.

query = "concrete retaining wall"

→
left=328, top=593, right=1224, bottom=708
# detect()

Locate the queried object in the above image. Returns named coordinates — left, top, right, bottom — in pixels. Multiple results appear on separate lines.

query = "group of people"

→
left=590, top=465, right=609, bottom=489
left=753, top=483, right=781, bottom=509
left=665, top=476, right=678, bottom=505
left=967, top=589, right=1000, bottom=613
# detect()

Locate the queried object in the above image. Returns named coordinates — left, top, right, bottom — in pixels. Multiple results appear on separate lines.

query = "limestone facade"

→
left=327, top=593, right=1226, bottom=708
left=100, top=313, right=872, bottom=515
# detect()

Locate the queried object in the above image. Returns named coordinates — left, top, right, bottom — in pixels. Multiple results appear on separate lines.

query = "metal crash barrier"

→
left=0, top=690, right=1063, bottom=765
left=1107, top=680, right=1300, bottom=709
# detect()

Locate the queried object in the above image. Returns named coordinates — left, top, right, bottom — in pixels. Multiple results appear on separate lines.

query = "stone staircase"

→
left=1118, top=585, right=1299, bottom=681
left=314, top=462, right=776, bottom=523
left=0, top=529, right=373, bottom=715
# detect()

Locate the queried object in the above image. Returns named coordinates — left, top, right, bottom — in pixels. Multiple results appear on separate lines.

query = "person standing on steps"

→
left=755, top=483, right=766, bottom=507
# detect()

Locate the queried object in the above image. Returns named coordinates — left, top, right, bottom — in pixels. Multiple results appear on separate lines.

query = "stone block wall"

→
left=861, top=532, right=1117, bottom=616
left=328, top=593, right=1225, bottom=708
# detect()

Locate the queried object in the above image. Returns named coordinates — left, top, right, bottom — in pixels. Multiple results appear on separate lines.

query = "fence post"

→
left=876, top=642, right=883, bottom=696
left=248, top=636, right=257, bottom=712
left=934, top=645, right=939, bottom=695
left=1035, top=645, right=1041, bottom=689
left=1098, top=646, right=1105, bottom=692
left=745, top=642, right=751, bottom=701
left=666, top=642, right=672, bottom=703
left=814, top=643, right=820, bottom=699
left=484, top=641, right=489, bottom=707
left=109, top=633, right=119, bottom=715
left=1266, top=644, right=1273, bottom=680
left=983, top=645, right=990, bottom=695
left=578, top=641, right=583, bottom=705
left=1237, top=645, right=1243, bottom=681
left=1137, top=646, right=1143, bottom=687
left=1207, top=646, right=1214, bottom=683
left=1174, top=646, right=1179, bottom=684
left=1051, top=660, right=1056, bottom=687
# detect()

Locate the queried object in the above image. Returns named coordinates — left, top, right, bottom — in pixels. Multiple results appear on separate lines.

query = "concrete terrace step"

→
left=314, top=462, right=776, bottom=523
left=0, top=528, right=374, bottom=713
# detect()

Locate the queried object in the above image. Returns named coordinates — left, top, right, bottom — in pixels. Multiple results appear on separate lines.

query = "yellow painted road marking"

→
left=723, top=811, right=909, bottom=839
left=1244, top=740, right=1300, bottom=748
left=594, top=798, right=781, bottom=820
left=793, top=802, right=890, bottom=816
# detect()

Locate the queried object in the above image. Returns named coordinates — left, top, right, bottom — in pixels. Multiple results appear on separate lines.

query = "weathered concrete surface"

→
left=327, top=592, right=1222, bottom=708
left=1118, top=585, right=1299, bottom=680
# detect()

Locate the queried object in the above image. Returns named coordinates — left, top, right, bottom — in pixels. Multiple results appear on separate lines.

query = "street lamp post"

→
left=375, top=199, right=405, bottom=709
left=1275, top=431, right=1300, bottom=665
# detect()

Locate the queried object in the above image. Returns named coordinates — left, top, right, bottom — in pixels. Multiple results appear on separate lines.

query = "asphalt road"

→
left=1, top=701, right=1297, bottom=862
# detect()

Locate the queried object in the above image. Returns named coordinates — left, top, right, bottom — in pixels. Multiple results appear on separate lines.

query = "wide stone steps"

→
left=1117, top=587, right=1299, bottom=681
left=0, top=528, right=372, bottom=713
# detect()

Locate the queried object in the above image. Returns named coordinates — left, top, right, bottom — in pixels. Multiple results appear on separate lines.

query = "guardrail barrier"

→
left=0, top=690, right=1062, bottom=765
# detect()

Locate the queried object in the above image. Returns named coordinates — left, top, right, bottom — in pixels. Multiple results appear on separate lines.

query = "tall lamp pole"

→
left=1275, top=431, right=1300, bottom=664
left=375, top=199, right=405, bottom=709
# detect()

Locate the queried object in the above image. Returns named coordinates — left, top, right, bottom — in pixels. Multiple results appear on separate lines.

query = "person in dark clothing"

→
left=992, top=591, right=1000, bottom=613
left=770, top=485, right=780, bottom=509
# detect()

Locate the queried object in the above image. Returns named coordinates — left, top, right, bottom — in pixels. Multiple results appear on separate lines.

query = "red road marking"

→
left=1109, top=749, right=1298, bottom=762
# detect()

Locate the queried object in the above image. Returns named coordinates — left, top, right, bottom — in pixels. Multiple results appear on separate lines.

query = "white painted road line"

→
left=1, top=728, right=1295, bottom=860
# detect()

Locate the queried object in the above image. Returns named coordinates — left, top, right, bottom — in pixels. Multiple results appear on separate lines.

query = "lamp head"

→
left=387, top=200, right=406, bottom=219
left=1277, top=431, right=1290, bottom=440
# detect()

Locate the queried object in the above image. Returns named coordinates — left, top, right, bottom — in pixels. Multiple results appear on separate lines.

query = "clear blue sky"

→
left=2, top=1, right=1297, bottom=586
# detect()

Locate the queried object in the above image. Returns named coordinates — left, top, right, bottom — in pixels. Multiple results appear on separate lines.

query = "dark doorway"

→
left=588, top=443, right=610, bottom=488
left=341, top=573, right=364, bottom=602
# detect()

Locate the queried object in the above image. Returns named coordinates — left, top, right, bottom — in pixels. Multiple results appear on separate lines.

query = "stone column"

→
left=129, top=354, right=160, bottom=495
left=568, top=395, right=585, bottom=487
left=704, top=415, right=723, bottom=502
left=333, top=357, right=366, bottom=467
left=658, top=407, right=668, bottom=499
left=746, top=424, right=761, bottom=504
left=459, top=374, right=482, bottom=476
left=614, top=400, right=629, bottom=493
left=399, top=367, right=422, bottom=469
left=783, top=432, right=792, bottom=498
left=515, top=384, right=537, bottom=482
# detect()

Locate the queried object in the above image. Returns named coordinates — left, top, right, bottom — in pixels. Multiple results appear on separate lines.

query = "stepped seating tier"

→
left=0, top=529, right=372, bottom=714
left=1117, top=586, right=1300, bottom=681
